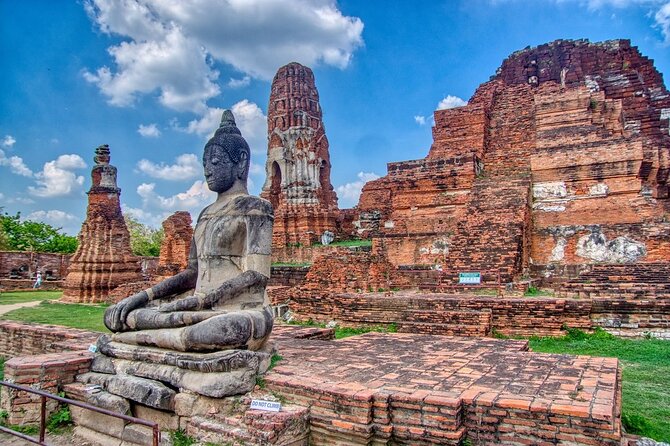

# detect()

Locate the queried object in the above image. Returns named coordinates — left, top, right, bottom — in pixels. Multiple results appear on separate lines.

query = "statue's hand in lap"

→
left=158, top=296, right=202, bottom=312
left=105, top=291, right=149, bottom=331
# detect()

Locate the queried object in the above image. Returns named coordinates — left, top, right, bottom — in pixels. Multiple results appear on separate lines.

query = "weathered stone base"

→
left=80, top=337, right=276, bottom=406
left=64, top=382, right=310, bottom=446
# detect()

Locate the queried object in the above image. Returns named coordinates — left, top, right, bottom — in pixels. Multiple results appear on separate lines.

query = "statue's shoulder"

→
left=232, top=195, right=274, bottom=218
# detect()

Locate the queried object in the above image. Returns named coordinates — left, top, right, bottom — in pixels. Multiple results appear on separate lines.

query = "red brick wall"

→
left=0, top=251, right=70, bottom=280
left=0, top=320, right=99, bottom=358
left=0, top=351, right=93, bottom=425
left=288, top=293, right=669, bottom=338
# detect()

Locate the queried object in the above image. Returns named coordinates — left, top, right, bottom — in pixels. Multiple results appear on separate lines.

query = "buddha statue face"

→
left=203, top=143, right=248, bottom=193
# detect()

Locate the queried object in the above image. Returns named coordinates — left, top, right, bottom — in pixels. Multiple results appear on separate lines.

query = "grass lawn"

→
left=0, top=290, right=62, bottom=305
left=530, top=328, right=670, bottom=442
left=0, top=301, right=110, bottom=333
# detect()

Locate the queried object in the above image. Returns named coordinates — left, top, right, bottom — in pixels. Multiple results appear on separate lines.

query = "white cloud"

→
left=122, top=205, right=171, bottom=228
left=336, top=171, right=380, bottom=208
left=437, top=95, right=467, bottom=110
left=137, top=153, right=201, bottom=180
left=2, top=135, right=16, bottom=148
left=492, top=1, right=670, bottom=43
left=655, top=2, right=670, bottom=42
left=231, top=100, right=267, bottom=154
left=228, top=75, right=251, bottom=88
left=27, top=210, right=78, bottom=225
left=83, top=25, right=220, bottom=112
left=28, top=154, right=87, bottom=198
left=181, top=100, right=268, bottom=154
left=249, top=162, right=263, bottom=175
left=137, top=180, right=216, bottom=212
left=414, top=115, right=426, bottom=125
left=53, top=154, right=87, bottom=170
left=0, top=149, right=33, bottom=177
left=83, top=0, right=364, bottom=110
left=138, top=123, right=161, bottom=137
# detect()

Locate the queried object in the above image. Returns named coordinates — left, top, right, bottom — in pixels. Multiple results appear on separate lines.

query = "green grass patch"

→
left=170, top=429, right=197, bottom=446
left=0, top=290, right=62, bottom=305
left=0, top=301, right=110, bottom=333
left=472, top=288, right=499, bottom=296
left=312, top=239, right=372, bottom=248
left=0, top=356, right=4, bottom=380
left=269, top=354, right=283, bottom=371
left=271, top=262, right=311, bottom=267
left=530, top=328, right=670, bottom=442
left=288, top=319, right=397, bottom=339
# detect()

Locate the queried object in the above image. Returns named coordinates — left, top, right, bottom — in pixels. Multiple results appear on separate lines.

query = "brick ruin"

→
left=261, top=62, right=340, bottom=249
left=61, top=145, right=142, bottom=303
left=273, top=39, right=670, bottom=340
left=354, top=39, right=669, bottom=283
left=0, top=320, right=626, bottom=446
left=156, top=210, right=192, bottom=278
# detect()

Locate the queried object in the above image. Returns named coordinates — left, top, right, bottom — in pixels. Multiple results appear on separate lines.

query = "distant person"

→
left=33, top=271, right=42, bottom=289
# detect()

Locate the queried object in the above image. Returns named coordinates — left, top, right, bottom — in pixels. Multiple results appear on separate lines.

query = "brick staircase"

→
left=446, top=173, right=532, bottom=282
left=187, top=403, right=309, bottom=446
left=290, top=292, right=492, bottom=337
left=558, top=263, right=670, bottom=299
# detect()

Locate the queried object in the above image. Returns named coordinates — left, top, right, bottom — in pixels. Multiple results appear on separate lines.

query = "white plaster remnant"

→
left=576, top=230, right=646, bottom=263
left=384, top=221, right=395, bottom=229
left=419, top=237, right=450, bottom=255
left=533, top=182, right=567, bottom=200
left=588, top=183, right=609, bottom=197
left=624, top=120, right=641, bottom=135
left=584, top=75, right=600, bottom=92
left=602, top=73, right=630, bottom=88
left=534, top=203, right=566, bottom=212
left=660, top=108, right=670, bottom=120
left=550, top=237, right=568, bottom=262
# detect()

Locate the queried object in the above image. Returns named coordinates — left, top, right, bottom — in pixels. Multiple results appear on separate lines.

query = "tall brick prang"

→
left=61, top=145, right=142, bottom=303
left=156, top=211, right=193, bottom=278
left=261, top=62, right=339, bottom=248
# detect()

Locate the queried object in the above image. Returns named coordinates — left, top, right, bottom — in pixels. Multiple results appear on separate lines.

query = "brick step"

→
left=187, top=404, right=310, bottom=446
left=401, top=309, right=492, bottom=324
left=396, top=320, right=491, bottom=337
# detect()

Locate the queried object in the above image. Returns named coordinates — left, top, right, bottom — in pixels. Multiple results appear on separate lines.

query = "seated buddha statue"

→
left=104, top=110, right=274, bottom=353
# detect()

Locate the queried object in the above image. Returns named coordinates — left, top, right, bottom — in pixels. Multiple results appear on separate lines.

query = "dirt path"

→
left=0, top=300, right=42, bottom=316
left=0, top=430, right=94, bottom=446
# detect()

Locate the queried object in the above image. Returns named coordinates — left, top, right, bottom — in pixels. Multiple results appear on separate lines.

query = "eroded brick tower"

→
left=261, top=62, right=339, bottom=248
left=61, top=145, right=142, bottom=303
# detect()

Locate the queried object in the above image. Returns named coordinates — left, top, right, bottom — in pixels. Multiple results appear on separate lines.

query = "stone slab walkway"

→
left=0, top=300, right=42, bottom=316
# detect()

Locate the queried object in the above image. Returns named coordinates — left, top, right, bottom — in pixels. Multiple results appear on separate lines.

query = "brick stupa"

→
left=261, top=62, right=339, bottom=248
left=354, top=39, right=670, bottom=282
left=61, top=145, right=142, bottom=303
left=156, top=211, right=193, bottom=279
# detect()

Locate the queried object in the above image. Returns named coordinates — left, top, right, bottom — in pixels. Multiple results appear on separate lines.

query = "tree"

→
left=0, top=212, right=78, bottom=254
left=124, top=215, right=164, bottom=257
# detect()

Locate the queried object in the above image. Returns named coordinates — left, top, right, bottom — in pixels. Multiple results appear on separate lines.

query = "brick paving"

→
left=268, top=331, right=622, bottom=445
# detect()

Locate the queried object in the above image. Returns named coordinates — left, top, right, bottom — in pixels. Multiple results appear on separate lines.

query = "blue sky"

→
left=1, top=0, right=669, bottom=235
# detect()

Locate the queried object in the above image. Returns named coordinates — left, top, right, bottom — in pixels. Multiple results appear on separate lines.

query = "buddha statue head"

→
left=203, top=110, right=251, bottom=193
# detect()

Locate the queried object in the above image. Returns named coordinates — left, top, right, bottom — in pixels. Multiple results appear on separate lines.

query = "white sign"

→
left=250, top=399, right=281, bottom=412
left=88, top=344, right=98, bottom=353
left=459, top=272, right=481, bottom=284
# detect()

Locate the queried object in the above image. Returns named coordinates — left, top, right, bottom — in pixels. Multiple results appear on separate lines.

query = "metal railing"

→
left=0, top=380, right=160, bottom=446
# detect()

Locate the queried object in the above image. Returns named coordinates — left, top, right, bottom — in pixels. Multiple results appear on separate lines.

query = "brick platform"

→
left=268, top=332, right=622, bottom=445
left=0, top=321, right=624, bottom=445
left=287, top=291, right=670, bottom=338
